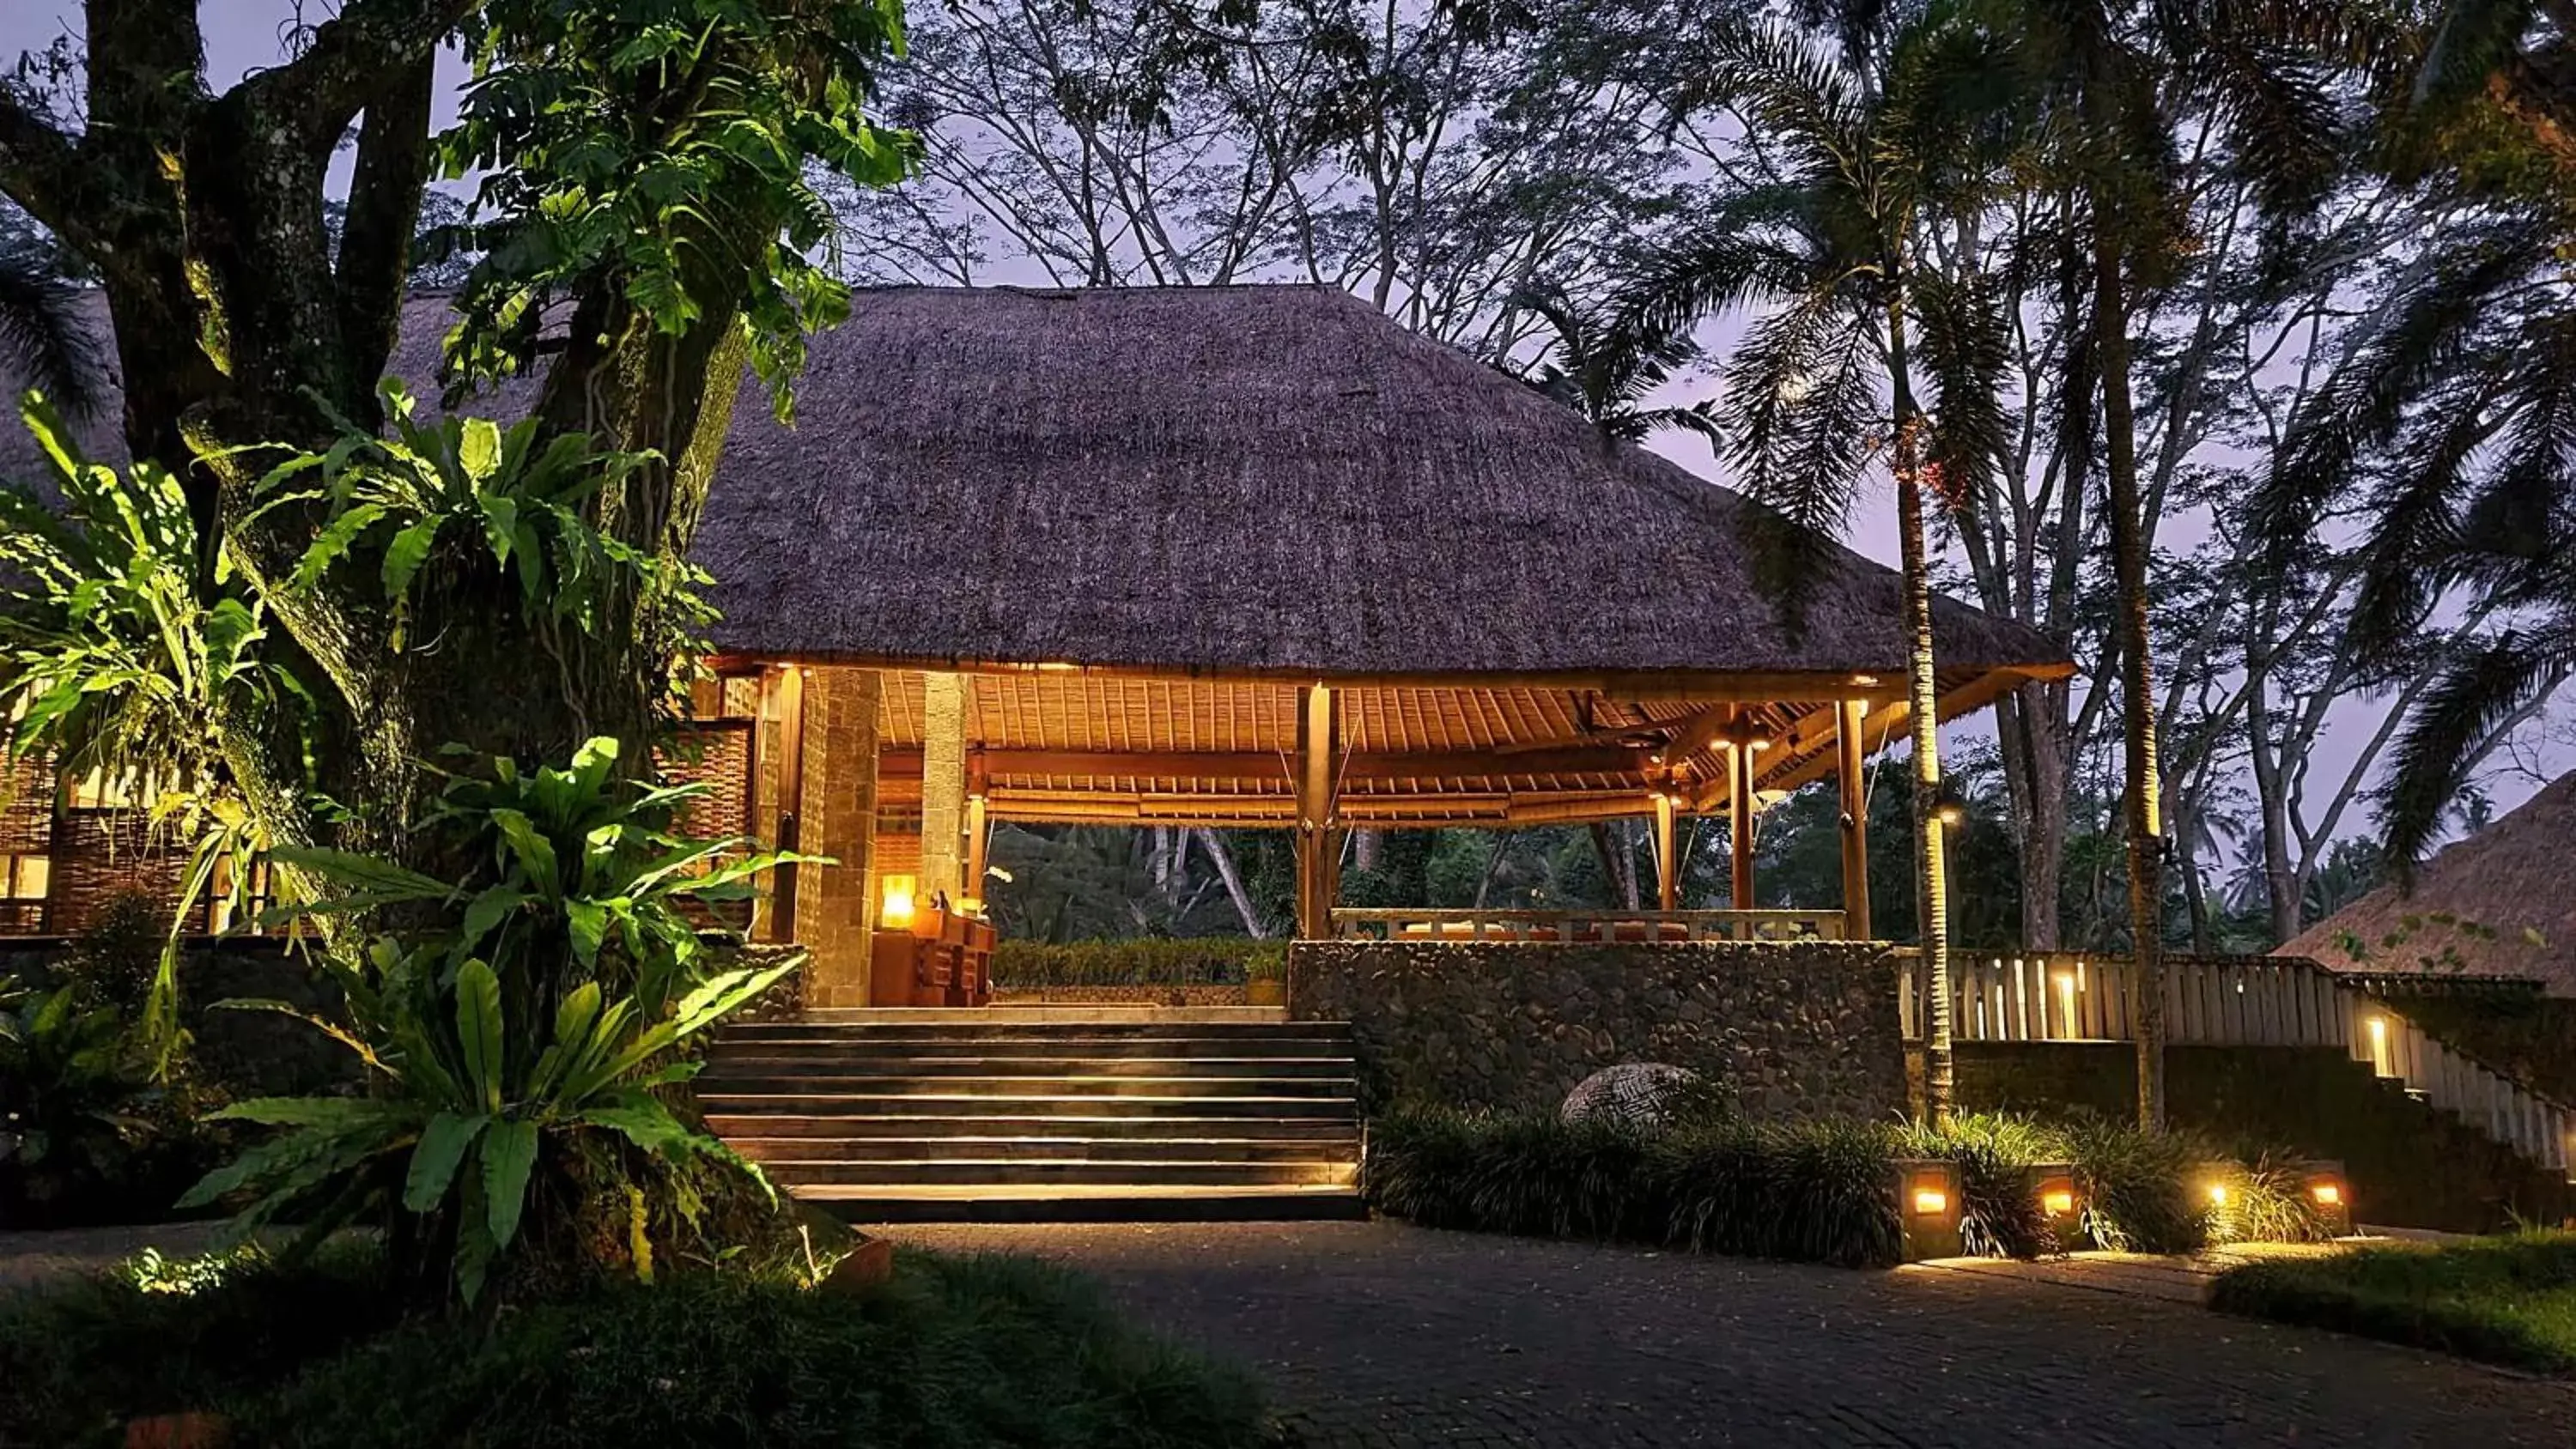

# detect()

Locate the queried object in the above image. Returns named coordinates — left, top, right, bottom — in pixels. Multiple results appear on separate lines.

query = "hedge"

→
left=1364, top=1106, right=2336, bottom=1267
left=987, top=937, right=1286, bottom=989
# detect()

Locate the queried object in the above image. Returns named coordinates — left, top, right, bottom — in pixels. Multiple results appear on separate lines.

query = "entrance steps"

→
left=700, top=1016, right=1365, bottom=1222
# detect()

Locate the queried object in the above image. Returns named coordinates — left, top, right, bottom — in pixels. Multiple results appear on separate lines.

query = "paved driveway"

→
left=887, top=1221, right=2576, bottom=1448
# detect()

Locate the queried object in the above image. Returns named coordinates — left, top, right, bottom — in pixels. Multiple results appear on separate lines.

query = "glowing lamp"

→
left=2043, top=1189, right=2075, bottom=1216
left=1911, top=1186, right=1948, bottom=1215
left=1851, top=674, right=1881, bottom=687
left=2207, top=1183, right=2230, bottom=1206
left=1892, top=1160, right=1964, bottom=1260
left=879, top=873, right=918, bottom=931
left=2310, top=1182, right=2342, bottom=1207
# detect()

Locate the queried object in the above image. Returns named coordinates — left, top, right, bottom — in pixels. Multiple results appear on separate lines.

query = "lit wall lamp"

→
left=879, top=873, right=919, bottom=932
left=1892, top=1158, right=1964, bottom=1261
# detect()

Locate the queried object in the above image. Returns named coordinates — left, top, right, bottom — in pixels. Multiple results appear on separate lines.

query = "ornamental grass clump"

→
left=1364, top=1106, right=1653, bottom=1239
left=2064, top=1117, right=2211, bottom=1253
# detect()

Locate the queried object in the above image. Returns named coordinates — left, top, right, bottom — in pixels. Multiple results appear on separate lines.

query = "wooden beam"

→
left=1653, top=791, right=1680, bottom=911
left=1837, top=698, right=1872, bottom=941
left=873, top=744, right=1654, bottom=783
left=698, top=652, right=1990, bottom=701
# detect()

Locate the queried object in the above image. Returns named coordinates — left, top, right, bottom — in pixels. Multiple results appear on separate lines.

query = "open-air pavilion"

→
left=654, top=284, right=2071, bottom=1004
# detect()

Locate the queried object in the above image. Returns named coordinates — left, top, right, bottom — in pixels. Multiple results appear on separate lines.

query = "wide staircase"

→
left=699, top=1009, right=1367, bottom=1222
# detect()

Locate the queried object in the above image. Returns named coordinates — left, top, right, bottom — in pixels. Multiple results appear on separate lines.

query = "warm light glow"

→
left=1934, top=802, right=1967, bottom=828
left=2311, top=1183, right=2342, bottom=1207
left=2054, top=973, right=2078, bottom=1039
left=879, top=873, right=918, bottom=930
left=1911, top=1188, right=1948, bottom=1216
left=957, top=895, right=986, bottom=919
left=2042, top=1189, right=2075, bottom=1216
left=1851, top=674, right=1881, bottom=688
left=1035, top=661, right=1080, bottom=673
left=2207, top=1184, right=2230, bottom=1206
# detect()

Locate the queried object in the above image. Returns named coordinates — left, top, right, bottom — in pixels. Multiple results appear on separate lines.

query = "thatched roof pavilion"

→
left=2279, top=772, right=2576, bottom=997
left=4, top=283, right=2069, bottom=968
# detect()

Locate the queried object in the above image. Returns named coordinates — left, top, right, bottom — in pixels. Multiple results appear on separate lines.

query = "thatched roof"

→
left=9, top=285, right=2063, bottom=687
left=2278, top=772, right=2576, bottom=997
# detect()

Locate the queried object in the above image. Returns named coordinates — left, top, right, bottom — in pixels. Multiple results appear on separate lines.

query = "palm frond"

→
left=2379, top=628, right=2571, bottom=873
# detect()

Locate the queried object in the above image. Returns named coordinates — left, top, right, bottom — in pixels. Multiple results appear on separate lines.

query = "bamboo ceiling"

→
left=840, top=664, right=2037, bottom=828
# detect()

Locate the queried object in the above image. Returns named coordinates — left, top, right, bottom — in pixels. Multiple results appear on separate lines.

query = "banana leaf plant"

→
left=181, top=737, right=810, bottom=1305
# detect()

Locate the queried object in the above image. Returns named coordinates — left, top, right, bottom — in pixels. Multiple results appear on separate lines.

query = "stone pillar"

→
left=794, top=666, right=881, bottom=1008
left=920, top=671, right=969, bottom=908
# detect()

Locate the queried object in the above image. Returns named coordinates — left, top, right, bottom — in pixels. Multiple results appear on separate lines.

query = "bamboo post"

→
left=920, top=671, right=970, bottom=907
left=1653, top=791, right=1680, bottom=911
left=1835, top=699, right=1872, bottom=939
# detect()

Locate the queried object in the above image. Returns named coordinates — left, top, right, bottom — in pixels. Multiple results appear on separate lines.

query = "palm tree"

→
left=1618, top=7, right=2020, bottom=1125
left=1510, top=284, right=1726, bottom=446
left=2006, top=0, right=2348, bottom=1126
left=2257, top=209, right=2575, bottom=870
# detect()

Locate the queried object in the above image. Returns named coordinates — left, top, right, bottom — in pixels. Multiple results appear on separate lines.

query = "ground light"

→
left=1892, top=1159, right=1963, bottom=1260
left=2026, top=1166, right=2083, bottom=1243
left=2302, top=1161, right=2354, bottom=1234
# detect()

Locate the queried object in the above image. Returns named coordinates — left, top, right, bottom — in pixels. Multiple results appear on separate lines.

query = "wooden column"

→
left=963, top=791, right=990, bottom=906
left=1652, top=791, right=1680, bottom=911
left=1729, top=740, right=1756, bottom=911
left=756, top=665, right=804, bottom=943
left=1836, top=699, right=1873, bottom=940
left=1295, top=684, right=1341, bottom=939
left=920, top=671, right=970, bottom=907
left=793, top=665, right=881, bottom=1007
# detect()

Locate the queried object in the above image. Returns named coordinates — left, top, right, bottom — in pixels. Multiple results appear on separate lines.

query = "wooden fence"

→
left=1899, top=950, right=2576, bottom=1181
left=1329, top=907, right=1848, bottom=943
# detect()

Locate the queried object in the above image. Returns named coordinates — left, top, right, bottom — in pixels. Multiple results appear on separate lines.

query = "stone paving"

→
left=887, top=1220, right=2576, bottom=1448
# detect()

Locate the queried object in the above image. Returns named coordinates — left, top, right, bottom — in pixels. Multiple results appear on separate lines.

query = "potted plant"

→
left=1244, top=952, right=1287, bottom=1008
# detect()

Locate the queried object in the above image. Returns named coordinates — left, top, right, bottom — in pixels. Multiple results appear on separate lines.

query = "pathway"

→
left=888, top=1220, right=2576, bottom=1448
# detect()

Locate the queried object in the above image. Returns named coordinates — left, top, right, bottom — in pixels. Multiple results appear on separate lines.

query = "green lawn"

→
left=2210, top=1231, right=2576, bottom=1373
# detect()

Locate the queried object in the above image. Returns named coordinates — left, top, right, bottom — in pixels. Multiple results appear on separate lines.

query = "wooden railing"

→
left=1329, top=907, right=1847, bottom=943
left=1899, top=950, right=2576, bottom=1182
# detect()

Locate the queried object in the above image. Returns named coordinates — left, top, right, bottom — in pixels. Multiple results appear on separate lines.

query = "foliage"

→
left=988, top=937, right=1286, bottom=989
left=266, top=383, right=709, bottom=677
left=439, top=0, right=918, bottom=409
left=180, top=737, right=804, bottom=1307
left=1365, top=1106, right=1900, bottom=1267
left=0, top=903, right=229, bottom=1228
left=0, top=1240, right=1273, bottom=1449
left=2211, top=1230, right=2576, bottom=1373
left=1370, top=1104, right=2333, bottom=1265
left=1895, top=1112, right=2063, bottom=1258
left=2063, top=1114, right=2215, bottom=1253
left=0, top=396, right=306, bottom=815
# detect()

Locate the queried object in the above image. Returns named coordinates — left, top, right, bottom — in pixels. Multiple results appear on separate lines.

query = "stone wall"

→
left=1955, top=1041, right=2576, bottom=1233
left=1288, top=940, right=1906, bottom=1119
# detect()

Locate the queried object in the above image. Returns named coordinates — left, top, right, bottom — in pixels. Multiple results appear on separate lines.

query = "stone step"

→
left=703, top=1112, right=1360, bottom=1139
left=793, top=1183, right=1368, bottom=1224
left=719, top=1024, right=1347, bottom=1046
left=799, top=1006, right=1295, bottom=1027
left=698, top=1074, right=1357, bottom=1100
left=698, top=1092, right=1361, bottom=1120
left=730, top=1134, right=1360, bottom=1164
left=714, top=1032, right=1352, bottom=1058
left=702, top=1054, right=1357, bottom=1080
left=762, top=1157, right=1358, bottom=1189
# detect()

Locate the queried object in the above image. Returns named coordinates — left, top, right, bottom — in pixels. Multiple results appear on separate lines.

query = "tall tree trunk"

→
left=1886, top=299, right=1953, bottom=1129
left=2096, top=229, right=2168, bottom=1131
left=1197, top=828, right=1266, bottom=938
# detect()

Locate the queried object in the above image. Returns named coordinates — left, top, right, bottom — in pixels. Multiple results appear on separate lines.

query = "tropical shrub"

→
left=0, top=1240, right=1272, bottom=1449
left=1368, top=1106, right=2330, bottom=1266
left=988, top=937, right=1285, bottom=990
left=180, top=737, right=803, bottom=1306
left=0, top=931, right=225, bottom=1229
